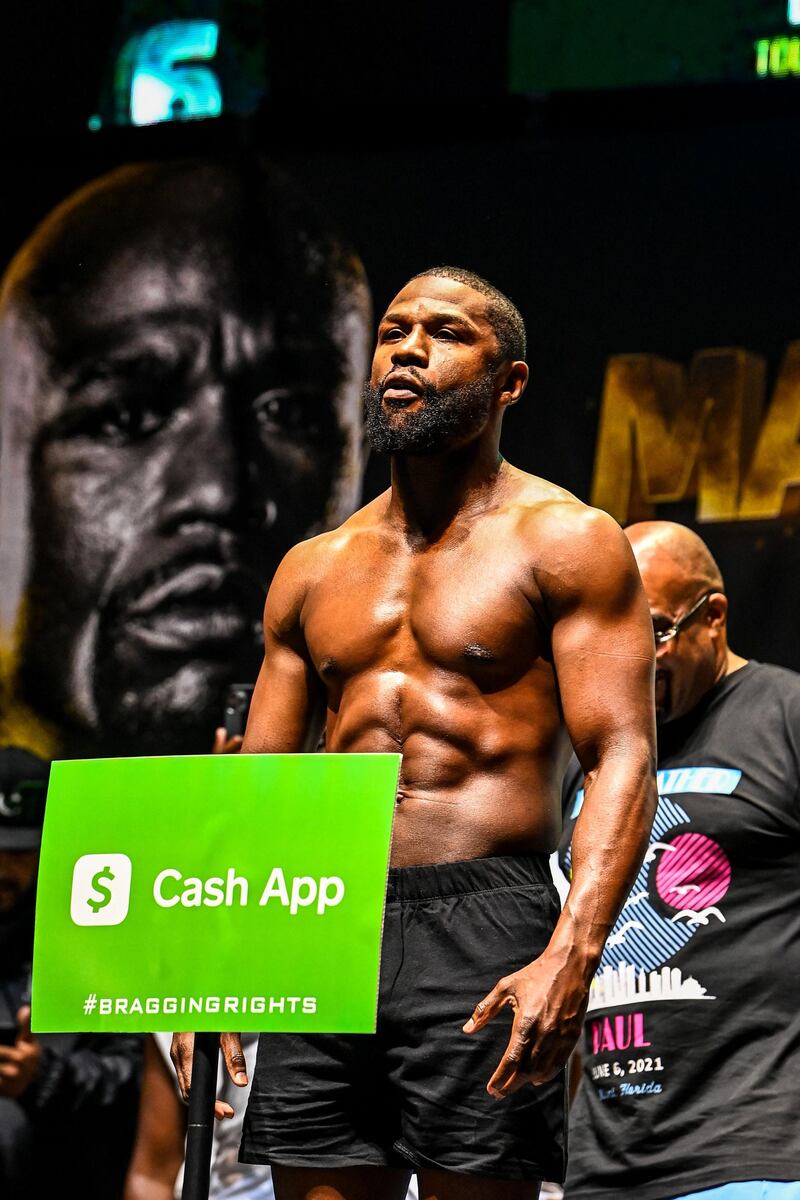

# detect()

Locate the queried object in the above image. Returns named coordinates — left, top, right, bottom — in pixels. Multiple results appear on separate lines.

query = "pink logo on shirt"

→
left=655, top=832, right=732, bottom=910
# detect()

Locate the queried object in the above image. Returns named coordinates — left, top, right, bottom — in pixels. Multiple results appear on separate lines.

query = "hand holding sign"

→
left=170, top=1031, right=245, bottom=1120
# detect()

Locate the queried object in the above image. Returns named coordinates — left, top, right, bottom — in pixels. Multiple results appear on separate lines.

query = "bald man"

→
left=0, top=156, right=369, bottom=757
left=559, top=521, right=800, bottom=1200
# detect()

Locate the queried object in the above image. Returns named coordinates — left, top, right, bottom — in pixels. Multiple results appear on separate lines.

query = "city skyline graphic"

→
left=588, top=960, right=715, bottom=1012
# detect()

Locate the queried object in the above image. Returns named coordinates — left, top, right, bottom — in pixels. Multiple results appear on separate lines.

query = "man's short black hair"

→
left=409, top=265, right=527, bottom=363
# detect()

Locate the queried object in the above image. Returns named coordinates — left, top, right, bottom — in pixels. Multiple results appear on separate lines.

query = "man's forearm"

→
left=550, top=744, right=657, bottom=980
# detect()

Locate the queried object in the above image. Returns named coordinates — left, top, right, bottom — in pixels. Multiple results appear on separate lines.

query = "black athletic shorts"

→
left=240, top=853, right=566, bottom=1183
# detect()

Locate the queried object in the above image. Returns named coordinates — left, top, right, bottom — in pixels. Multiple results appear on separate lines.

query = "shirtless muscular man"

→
left=172, top=267, right=658, bottom=1200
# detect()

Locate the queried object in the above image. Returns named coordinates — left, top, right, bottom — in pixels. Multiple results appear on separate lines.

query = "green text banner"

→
left=32, top=753, right=399, bottom=1033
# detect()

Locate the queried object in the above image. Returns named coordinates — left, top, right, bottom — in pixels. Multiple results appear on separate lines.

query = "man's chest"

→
left=303, top=536, right=549, bottom=683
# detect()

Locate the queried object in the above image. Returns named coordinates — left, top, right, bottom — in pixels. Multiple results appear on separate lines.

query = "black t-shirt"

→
left=559, top=661, right=800, bottom=1199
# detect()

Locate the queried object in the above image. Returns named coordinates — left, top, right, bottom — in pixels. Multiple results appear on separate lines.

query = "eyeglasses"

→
left=652, top=591, right=713, bottom=647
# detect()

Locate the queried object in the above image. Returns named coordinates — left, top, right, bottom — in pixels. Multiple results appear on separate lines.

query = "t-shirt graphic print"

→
left=559, top=662, right=800, bottom=1200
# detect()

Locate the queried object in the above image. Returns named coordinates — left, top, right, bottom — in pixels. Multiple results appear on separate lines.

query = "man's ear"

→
left=497, top=360, right=529, bottom=409
left=707, top=591, right=728, bottom=629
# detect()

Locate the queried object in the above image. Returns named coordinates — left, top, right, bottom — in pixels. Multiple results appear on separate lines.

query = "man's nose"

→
left=390, top=327, right=429, bottom=367
left=156, top=387, right=241, bottom=529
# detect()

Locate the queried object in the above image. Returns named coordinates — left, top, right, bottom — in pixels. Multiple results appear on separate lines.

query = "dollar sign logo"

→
left=87, top=866, right=115, bottom=913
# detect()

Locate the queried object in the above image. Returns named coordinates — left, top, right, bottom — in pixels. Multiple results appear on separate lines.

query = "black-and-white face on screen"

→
left=0, top=158, right=370, bottom=755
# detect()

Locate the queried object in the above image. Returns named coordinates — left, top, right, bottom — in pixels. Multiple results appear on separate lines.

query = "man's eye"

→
left=53, top=396, right=170, bottom=445
left=381, top=328, right=405, bottom=342
left=434, top=328, right=458, bottom=341
left=97, top=402, right=166, bottom=442
left=252, top=389, right=328, bottom=441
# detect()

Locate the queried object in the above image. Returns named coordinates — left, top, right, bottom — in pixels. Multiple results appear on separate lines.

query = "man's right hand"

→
left=212, top=727, right=243, bottom=755
left=170, top=1032, right=248, bottom=1121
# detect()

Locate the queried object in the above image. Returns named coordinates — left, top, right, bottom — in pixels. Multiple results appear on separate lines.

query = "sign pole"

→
left=181, top=1031, right=219, bottom=1200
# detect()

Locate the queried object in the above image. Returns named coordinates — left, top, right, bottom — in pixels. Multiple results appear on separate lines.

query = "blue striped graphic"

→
left=569, top=765, right=741, bottom=820
left=564, top=794, right=707, bottom=973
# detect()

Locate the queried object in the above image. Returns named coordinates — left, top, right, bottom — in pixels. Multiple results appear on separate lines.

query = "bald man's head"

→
left=625, top=521, right=731, bottom=724
left=625, top=521, right=724, bottom=595
left=0, top=157, right=370, bottom=756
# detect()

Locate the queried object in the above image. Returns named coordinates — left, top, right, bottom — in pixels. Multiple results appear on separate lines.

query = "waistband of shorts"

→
left=385, top=853, right=552, bottom=902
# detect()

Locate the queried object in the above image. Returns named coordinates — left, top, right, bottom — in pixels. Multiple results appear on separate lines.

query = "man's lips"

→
left=122, top=563, right=241, bottom=617
left=121, top=607, right=250, bottom=653
left=107, top=558, right=263, bottom=652
left=382, top=373, right=425, bottom=404
left=383, top=390, right=420, bottom=405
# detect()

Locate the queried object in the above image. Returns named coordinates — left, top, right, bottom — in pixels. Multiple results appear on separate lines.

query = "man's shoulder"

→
left=507, top=468, right=617, bottom=532
left=751, top=659, right=800, bottom=688
left=736, top=660, right=800, bottom=710
left=504, top=465, right=578, bottom=510
left=278, top=492, right=391, bottom=578
left=504, top=468, right=630, bottom=568
left=687, top=661, right=800, bottom=762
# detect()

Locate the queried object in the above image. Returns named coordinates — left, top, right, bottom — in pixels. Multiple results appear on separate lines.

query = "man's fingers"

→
left=486, top=1016, right=537, bottom=1098
left=498, top=1047, right=562, bottom=1091
left=212, top=728, right=243, bottom=755
left=490, top=1069, right=531, bottom=1098
left=214, top=1100, right=235, bottom=1121
left=529, top=1049, right=567, bottom=1086
left=487, top=1047, right=528, bottom=1098
left=170, top=1032, right=245, bottom=1102
left=522, top=1023, right=570, bottom=1086
left=16, top=1006, right=33, bottom=1044
left=220, top=1032, right=248, bottom=1086
left=463, top=980, right=510, bottom=1033
left=170, top=1032, right=194, bottom=1100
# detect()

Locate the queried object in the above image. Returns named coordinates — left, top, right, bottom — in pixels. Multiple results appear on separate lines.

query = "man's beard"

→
left=362, top=374, right=496, bottom=455
left=17, top=562, right=264, bottom=757
left=655, top=670, right=671, bottom=724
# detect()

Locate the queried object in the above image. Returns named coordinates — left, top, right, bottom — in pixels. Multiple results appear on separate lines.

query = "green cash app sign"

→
left=32, top=754, right=399, bottom=1034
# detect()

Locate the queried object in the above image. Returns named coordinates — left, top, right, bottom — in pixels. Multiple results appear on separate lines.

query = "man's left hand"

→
left=0, top=1007, right=42, bottom=1099
left=463, top=954, right=588, bottom=1097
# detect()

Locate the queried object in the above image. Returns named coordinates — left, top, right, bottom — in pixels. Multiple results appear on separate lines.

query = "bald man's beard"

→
left=362, top=375, right=495, bottom=455
left=655, top=670, right=670, bottom=723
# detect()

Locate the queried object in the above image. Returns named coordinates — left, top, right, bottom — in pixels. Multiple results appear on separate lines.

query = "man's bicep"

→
left=548, top=516, right=655, bottom=772
left=241, top=640, right=321, bottom=754
left=240, top=549, right=322, bottom=754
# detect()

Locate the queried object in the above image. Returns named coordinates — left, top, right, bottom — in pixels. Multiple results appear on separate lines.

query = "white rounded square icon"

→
left=71, top=854, right=132, bottom=926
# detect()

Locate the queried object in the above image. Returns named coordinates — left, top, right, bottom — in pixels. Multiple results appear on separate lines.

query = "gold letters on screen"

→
left=591, top=345, right=800, bottom=523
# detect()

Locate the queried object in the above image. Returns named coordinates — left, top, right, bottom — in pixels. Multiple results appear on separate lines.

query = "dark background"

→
left=2, top=0, right=799, bottom=667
